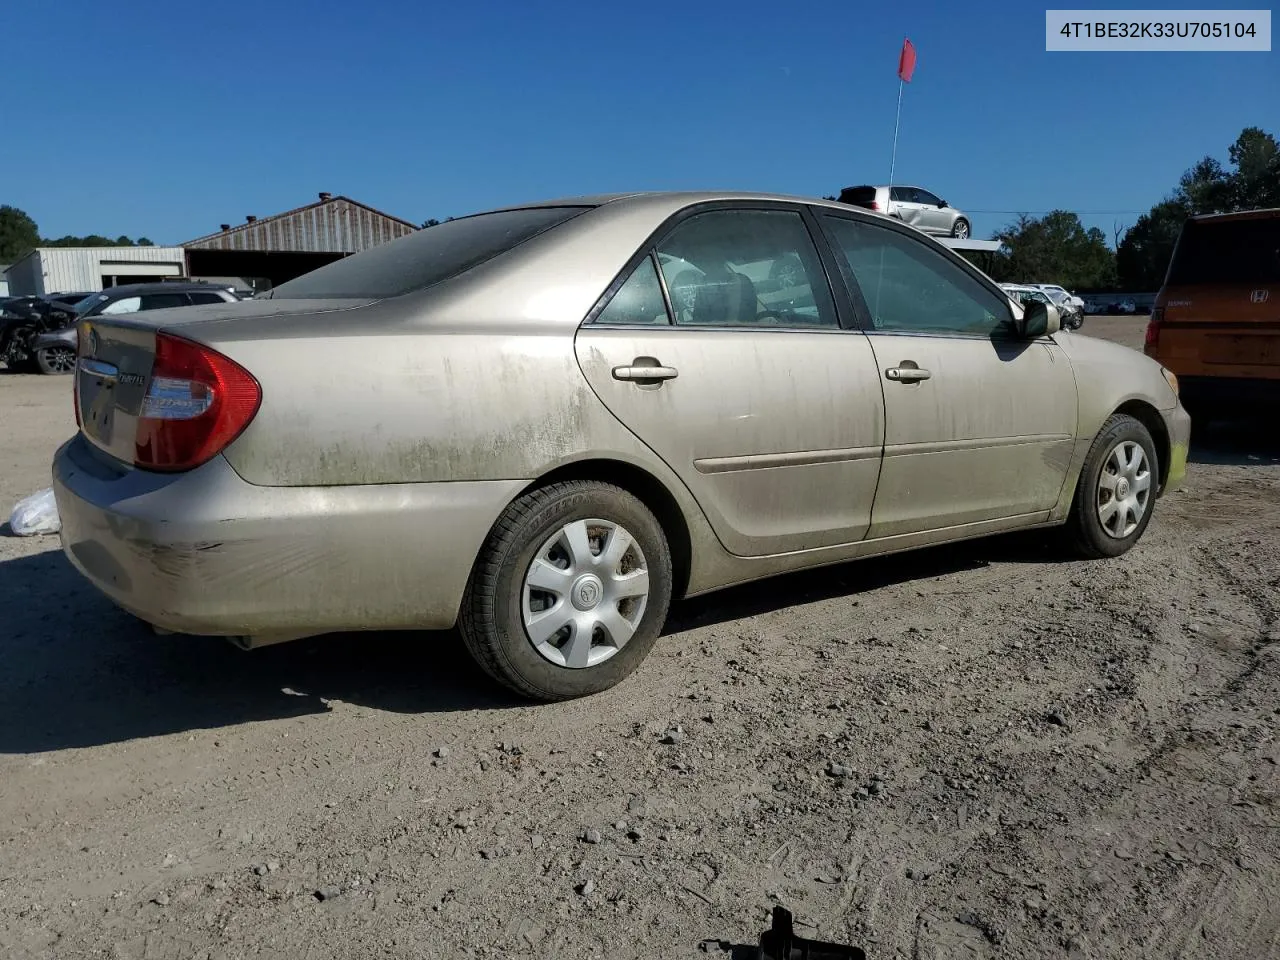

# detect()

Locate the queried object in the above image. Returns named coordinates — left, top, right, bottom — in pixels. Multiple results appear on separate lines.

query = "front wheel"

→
left=951, top=218, right=970, bottom=239
left=36, top=344, right=76, bottom=375
left=1062, top=414, right=1158, bottom=558
left=459, top=480, right=673, bottom=701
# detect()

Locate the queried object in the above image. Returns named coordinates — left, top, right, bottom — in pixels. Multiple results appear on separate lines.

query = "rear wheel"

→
left=1062, top=414, right=1158, bottom=558
left=459, top=480, right=673, bottom=701
left=36, top=345, right=76, bottom=375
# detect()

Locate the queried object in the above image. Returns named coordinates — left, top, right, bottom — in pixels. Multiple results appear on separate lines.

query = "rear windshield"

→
left=269, top=206, right=589, bottom=300
left=1167, top=215, right=1280, bottom=286
left=839, top=187, right=877, bottom=204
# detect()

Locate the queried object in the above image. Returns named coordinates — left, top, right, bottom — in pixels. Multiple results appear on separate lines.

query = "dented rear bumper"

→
left=52, top=434, right=525, bottom=639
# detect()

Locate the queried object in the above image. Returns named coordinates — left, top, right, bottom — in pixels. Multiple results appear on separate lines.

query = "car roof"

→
left=1190, top=207, right=1280, bottom=223
left=92, top=282, right=233, bottom=297
left=482, top=190, right=908, bottom=225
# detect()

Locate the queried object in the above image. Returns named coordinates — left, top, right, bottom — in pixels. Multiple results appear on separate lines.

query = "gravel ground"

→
left=2, top=317, right=1279, bottom=960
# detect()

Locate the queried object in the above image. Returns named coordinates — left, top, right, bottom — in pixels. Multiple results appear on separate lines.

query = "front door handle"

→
left=612, top=358, right=678, bottom=383
left=885, top=365, right=932, bottom=383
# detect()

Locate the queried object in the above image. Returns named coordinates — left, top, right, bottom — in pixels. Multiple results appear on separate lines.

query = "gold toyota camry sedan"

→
left=53, top=192, right=1190, bottom=700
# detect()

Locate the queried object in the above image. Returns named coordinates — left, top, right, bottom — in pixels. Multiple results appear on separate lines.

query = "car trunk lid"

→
left=75, top=300, right=366, bottom=465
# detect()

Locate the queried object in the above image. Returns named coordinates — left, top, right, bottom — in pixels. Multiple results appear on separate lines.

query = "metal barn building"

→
left=4, top=246, right=187, bottom=296
left=183, top=192, right=419, bottom=290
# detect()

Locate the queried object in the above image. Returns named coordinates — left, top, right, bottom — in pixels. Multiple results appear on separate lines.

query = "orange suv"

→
left=1146, top=208, right=1280, bottom=416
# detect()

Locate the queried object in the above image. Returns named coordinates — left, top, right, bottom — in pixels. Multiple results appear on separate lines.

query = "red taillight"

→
left=133, top=333, right=261, bottom=472
left=1144, top=306, right=1164, bottom=351
left=870, top=200, right=882, bottom=211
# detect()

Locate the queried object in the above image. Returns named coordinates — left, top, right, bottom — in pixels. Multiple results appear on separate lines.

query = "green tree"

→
left=986, top=210, right=1116, bottom=290
left=421, top=218, right=441, bottom=228
left=1115, top=199, right=1189, bottom=290
left=0, top=205, right=40, bottom=261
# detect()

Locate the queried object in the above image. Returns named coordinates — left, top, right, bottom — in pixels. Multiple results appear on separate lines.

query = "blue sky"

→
left=3, top=0, right=1275, bottom=245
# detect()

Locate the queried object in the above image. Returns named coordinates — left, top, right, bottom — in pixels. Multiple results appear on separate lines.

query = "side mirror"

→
left=1019, top=299, right=1061, bottom=338
left=937, top=200, right=948, bottom=208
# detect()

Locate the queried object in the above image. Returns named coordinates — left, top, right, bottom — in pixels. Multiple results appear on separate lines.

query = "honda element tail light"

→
left=133, top=333, right=261, bottom=471
left=1144, top=306, right=1164, bottom=352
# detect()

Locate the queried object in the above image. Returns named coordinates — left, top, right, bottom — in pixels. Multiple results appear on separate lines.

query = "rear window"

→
left=1167, top=216, right=1280, bottom=286
left=270, top=206, right=590, bottom=300
left=839, top=187, right=877, bottom=205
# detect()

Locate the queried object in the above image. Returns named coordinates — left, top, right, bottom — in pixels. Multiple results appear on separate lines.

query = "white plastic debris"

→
left=8, top=487, right=61, bottom=536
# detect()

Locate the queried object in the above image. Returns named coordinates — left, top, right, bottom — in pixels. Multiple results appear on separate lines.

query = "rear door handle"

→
left=885, top=366, right=931, bottom=382
left=612, top=360, right=678, bottom=383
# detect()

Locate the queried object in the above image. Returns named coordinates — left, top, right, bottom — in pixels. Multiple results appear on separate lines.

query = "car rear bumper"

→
left=1161, top=402, right=1191, bottom=495
left=1177, top=375, right=1280, bottom=414
left=53, top=434, right=525, bottom=638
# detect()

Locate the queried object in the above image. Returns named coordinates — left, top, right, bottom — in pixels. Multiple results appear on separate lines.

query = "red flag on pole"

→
left=898, top=38, right=917, bottom=83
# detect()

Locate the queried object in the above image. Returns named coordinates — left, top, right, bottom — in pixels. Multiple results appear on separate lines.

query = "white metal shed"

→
left=3, top=247, right=186, bottom=296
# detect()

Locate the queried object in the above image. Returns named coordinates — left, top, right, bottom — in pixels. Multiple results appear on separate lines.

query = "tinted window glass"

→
left=838, top=186, right=877, bottom=205
left=823, top=216, right=1012, bottom=335
left=98, top=296, right=141, bottom=315
left=270, top=207, right=588, bottom=300
left=915, top=189, right=942, bottom=206
left=595, top=256, right=670, bottom=325
left=139, top=293, right=190, bottom=311
left=654, top=210, right=837, bottom=329
left=187, top=292, right=230, bottom=305
left=889, top=187, right=910, bottom=203
left=1168, top=217, right=1280, bottom=285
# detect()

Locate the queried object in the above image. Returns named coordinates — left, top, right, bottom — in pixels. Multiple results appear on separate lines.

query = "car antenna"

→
left=700, top=906, right=867, bottom=959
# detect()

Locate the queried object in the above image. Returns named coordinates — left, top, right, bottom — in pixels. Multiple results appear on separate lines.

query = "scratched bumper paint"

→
left=1161, top=402, right=1192, bottom=495
left=52, top=435, right=525, bottom=638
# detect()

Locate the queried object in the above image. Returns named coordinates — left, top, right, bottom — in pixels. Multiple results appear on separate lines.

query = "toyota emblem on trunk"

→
left=1252, top=289, right=1271, bottom=304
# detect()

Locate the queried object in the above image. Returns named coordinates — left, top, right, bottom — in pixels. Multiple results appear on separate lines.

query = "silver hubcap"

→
left=1096, top=440, right=1151, bottom=538
left=521, top=518, right=650, bottom=669
left=955, top=221, right=969, bottom=238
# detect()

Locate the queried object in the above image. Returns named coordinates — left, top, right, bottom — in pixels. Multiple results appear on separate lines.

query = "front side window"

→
left=652, top=209, right=837, bottom=329
left=822, top=216, right=1012, bottom=336
left=915, top=188, right=943, bottom=206
left=187, top=291, right=230, bottom=305
left=98, top=296, right=141, bottom=315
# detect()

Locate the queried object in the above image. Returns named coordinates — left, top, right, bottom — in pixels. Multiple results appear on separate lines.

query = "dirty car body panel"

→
left=53, top=191, right=1191, bottom=670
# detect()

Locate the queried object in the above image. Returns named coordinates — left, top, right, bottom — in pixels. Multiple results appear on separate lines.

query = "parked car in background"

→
left=27, top=282, right=241, bottom=375
left=1003, top=284, right=1083, bottom=330
left=54, top=191, right=1189, bottom=701
left=1111, top=298, right=1138, bottom=315
left=45, top=291, right=93, bottom=308
left=838, top=185, right=971, bottom=239
left=1146, top=207, right=1280, bottom=418
left=1021, top=285, right=1084, bottom=329
left=1032, top=284, right=1086, bottom=313
left=1, top=295, right=82, bottom=372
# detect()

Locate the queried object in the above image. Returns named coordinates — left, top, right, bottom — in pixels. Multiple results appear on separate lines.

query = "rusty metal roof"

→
left=184, top=194, right=419, bottom=253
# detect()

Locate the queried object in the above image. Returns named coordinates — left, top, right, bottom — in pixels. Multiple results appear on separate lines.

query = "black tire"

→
left=459, top=480, right=673, bottom=701
left=1062, top=414, right=1159, bottom=559
left=35, top=345, right=76, bottom=375
left=951, top=218, right=970, bottom=239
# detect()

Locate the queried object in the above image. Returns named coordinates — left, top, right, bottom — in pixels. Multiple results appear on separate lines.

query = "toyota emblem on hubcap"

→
left=572, top=575, right=603, bottom=610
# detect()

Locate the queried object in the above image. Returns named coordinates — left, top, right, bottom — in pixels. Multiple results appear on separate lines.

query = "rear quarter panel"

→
left=216, top=324, right=660, bottom=485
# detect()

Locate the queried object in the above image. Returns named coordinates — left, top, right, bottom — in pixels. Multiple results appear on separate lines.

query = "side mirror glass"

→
left=937, top=200, right=947, bottom=208
left=1020, top=299, right=1061, bottom=338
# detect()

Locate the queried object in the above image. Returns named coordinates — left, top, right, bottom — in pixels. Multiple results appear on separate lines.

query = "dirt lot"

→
left=2, top=317, right=1278, bottom=960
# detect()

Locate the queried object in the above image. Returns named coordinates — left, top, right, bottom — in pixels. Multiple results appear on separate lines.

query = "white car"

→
left=1032, top=284, right=1086, bottom=312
